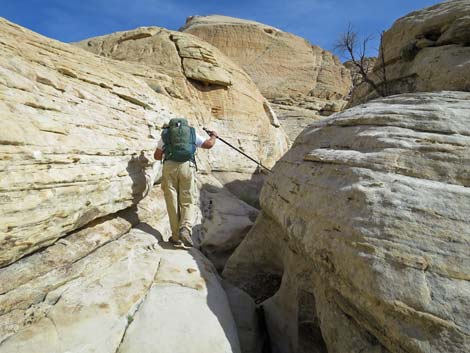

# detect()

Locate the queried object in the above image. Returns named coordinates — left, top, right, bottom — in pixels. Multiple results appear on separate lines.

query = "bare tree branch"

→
left=335, top=25, right=388, bottom=97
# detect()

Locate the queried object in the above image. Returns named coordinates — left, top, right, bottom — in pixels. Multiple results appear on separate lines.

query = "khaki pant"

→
left=161, top=160, right=197, bottom=238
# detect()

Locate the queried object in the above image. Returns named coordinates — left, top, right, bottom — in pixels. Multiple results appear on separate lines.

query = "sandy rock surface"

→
left=344, top=57, right=377, bottom=88
left=0, top=187, right=241, bottom=353
left=181, top=15, right=352, bottom=141
left=224, top=92, right=470, bottom=353
left=351, top=0, right=470, bottom=104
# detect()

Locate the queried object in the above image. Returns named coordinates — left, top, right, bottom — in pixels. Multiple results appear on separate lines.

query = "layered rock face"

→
left=351, top=0, right=470, bottom=105
left=224, top=92, right=470, bottom=353
left=74, top=27, right=288, bottom=182
left=0, top=18, right=170, bottom=267
left=181, top=15, right=352, bottom=141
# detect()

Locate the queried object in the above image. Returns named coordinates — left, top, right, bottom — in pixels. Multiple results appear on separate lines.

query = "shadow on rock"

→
left=196, top=179, right=260, bottom=273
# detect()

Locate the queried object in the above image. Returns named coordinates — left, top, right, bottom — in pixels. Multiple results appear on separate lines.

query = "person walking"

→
left=154, top=118, right=217, bottom=247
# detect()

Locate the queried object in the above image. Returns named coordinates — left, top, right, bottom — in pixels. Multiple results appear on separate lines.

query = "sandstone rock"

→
left=0, top=17, right=172, bottom=267
left=74, top=26, right=289, bottom=184
left=117, top=249, right=240, bottom=353
left=0, top=187, right=241, bottom=353
left=224, top=92, right=470, bottom=353
left=181, top=15, right=352, bottom=140
left=196, top=175, right=259, bottom=271
left=170, top=33, right=233, bottom=86
left=350, top=1, right=470, bottom=105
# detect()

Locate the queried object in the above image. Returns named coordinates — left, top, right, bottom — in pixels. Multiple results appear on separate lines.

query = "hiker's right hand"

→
left=209, top=130, right=218, bottom=138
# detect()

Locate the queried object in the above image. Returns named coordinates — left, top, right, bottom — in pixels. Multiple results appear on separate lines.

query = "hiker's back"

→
left=162, top=118, right=196, bottom=162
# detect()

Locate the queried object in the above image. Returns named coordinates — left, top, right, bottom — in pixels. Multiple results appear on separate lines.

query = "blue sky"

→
left=1, top=0, right=443, bottom=58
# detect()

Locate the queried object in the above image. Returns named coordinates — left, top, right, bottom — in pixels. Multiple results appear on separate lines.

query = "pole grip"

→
left=203, top=127, right=215, bottom=137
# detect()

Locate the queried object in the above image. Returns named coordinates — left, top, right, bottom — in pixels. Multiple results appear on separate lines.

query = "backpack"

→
left=162, top=118, right=196, bottom=162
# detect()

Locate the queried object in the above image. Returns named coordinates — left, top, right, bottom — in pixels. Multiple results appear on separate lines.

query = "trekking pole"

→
left=203, top=127, right=272, bottom=173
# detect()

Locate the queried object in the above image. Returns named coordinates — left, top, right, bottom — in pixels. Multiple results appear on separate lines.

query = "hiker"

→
left=154, top=118, right=217, bottom=247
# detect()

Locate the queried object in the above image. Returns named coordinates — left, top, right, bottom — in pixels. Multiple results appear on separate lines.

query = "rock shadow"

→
left=126, top=151, right=151, bottom=204
left=192, top=172, right=274, bottom=352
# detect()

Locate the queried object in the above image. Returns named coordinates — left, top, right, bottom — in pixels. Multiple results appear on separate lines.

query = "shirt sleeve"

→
left=195, top=133, right=205, bottom=148
left=156, top=137, right=163, bottom=149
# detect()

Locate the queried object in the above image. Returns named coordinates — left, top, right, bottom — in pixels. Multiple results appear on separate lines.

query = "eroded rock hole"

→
left=423, top=29, right=441, bottom=42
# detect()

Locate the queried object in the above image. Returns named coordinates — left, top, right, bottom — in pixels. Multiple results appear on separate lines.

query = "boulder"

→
left=196, top=175, right=259, bottom=271
left=181, top=15, right=352, bottom=141
left=351, top=0, right=470, bottom=105
left=224, top=92, right=470, bottom=353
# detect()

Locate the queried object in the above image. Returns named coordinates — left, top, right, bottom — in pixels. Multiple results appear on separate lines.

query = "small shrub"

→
left=400, top=42, right=420, bottom=62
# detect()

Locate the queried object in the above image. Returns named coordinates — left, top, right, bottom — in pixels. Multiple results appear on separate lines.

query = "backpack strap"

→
left=190, top=127, right=196, bottom=163
left=162, top=128, right=170, bottom=161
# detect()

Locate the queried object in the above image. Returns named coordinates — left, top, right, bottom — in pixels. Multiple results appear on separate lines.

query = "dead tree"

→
left=335, top=24, right=389, bottom=97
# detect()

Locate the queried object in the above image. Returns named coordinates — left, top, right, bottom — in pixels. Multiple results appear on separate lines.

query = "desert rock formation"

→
left=351, top=0, right=470, bottom=105
left=0, top=17, right=275, bottom=353
left=2, top=1, right=470, bottom=352
left=224, top=91, right=470, bottom=353
left=181, top=15, right=352, bottom=141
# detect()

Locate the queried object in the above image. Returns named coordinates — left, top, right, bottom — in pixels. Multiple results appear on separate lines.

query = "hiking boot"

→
left=179, top=227, right=194, bottom=247
left=168, top=235, right=183, bottom=247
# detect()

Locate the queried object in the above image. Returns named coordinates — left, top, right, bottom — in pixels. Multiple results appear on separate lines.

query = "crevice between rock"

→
left=114, top=257, right=162, bottom=353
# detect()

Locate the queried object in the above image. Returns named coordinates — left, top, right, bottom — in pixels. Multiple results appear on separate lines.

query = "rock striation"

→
left=0, top=18, right=170, bottom=267
left=224, top=92, right=470, bottom=353
left=0, top=17, right=287, bottom=269
left=351, top=0, right=470, bottom=105
left=181, top=15, right=352, bottom=141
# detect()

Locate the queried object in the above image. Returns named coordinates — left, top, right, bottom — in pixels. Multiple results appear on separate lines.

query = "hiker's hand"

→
left=209, top=130, right=218, bottom=138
